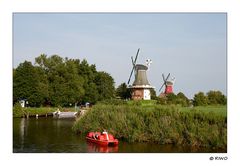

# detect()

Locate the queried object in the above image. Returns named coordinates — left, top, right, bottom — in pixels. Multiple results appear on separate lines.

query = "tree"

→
left=95, top=71, right=115, bottom=101
left=36, top=54, right=64, bottom=106
left=165, top=93, right=176, bottom=104
left=82, top=82, right=98, bottom=104
left=193, top=92, right=209, bottom=106
left=116, top=83, right=131, bottom=99
left=14, top=54, right=116, bottom=107
left=34, top=66, right=49, bottom=106
left=156, top=96, right=167, bottom=105
left=156, top=92, right=190, bottom=106
left=176, top=92, right=190, bottom=107
left=13, top=61, right=47, bottom=107
left=150, top=88, right=158, bottom=100
left=61, top=59, right=85, bottom=106
left=35, top=55, right=85, bottom=106
left=78, top=59, right=99, bottom=104
left=207, top=90, right=227, bottom=105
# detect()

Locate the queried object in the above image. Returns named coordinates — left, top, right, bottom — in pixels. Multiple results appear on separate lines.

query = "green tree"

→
left=176, top=92, right=190, bottom=107
left=62, top=59, right=85, bottom=106
left=35, top=55, right=85, bottom=106
left=207, top=90, right=227, bottom=105
left=34, top=66, right=49, bottom=105
left=78, top=59, right=99, bottom=104
left=193, top=92, right=209, bottom=106
left=116, top=83, right=131, bottom=99
left=36, top=55, right=65, bottom=106
left=150, top=88, right=158, bottom=100
left=82, top=82, right=98, bottom=104
left=165, top=93, right=177, bottom=104
left=95, top=71, right=115, bottom=101
left=14, top=54, right=116, bottom=107
left=156, top=96, right=167, bottom=105
left=13, top=61, right=46, bottom=107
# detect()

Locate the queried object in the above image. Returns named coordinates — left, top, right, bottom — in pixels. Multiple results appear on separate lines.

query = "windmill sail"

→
left=159, top=73, right=170, bottom=92
left=159, top=73, right=175, bottom=94
left=127, top=48, right=140, bottom=84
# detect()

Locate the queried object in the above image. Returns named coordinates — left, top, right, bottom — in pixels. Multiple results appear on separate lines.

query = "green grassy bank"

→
left=73, top=103, right=227, bottom=150
left=13, top=104, right=77, bottom=118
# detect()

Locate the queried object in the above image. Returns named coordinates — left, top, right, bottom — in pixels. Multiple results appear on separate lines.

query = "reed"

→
left=72, top=104, right=226, bottom=150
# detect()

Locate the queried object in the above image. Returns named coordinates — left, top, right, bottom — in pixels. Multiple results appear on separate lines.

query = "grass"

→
left=72, top=103, right=227, bottom=150
left=179, top=105, right=227, bottom=117
left=13, top=104, right=78, bottom=118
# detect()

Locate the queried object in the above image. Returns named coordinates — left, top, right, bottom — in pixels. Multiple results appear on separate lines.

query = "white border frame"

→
left=1, top=0, right=240, bottom=166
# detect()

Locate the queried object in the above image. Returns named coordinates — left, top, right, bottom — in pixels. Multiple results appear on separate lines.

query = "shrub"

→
left=13, top=102, right=26, bottom=117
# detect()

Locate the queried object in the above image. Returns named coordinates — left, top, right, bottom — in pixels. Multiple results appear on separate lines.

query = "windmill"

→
left=159, top=73, right=175, bottom=95
left=127, top=49, right=154, bottom=100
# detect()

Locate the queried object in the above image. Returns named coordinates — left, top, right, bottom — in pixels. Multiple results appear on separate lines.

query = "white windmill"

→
left=127, top=49, right=154, bottom=100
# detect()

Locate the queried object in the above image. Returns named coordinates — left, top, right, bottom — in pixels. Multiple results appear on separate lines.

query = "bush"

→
left=207, top=91, right=227, bottom=105
left=193, top=91, right=227, bottom=106
left=13, top=102, right=25, bottom=117
left=193, top=92, right=209, bottom=106
left=156, top=92, right=190, bottom=107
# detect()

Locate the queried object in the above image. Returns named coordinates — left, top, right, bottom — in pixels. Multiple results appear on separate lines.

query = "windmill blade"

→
left=159, top=73, right=170, bottom=92
left=127, top=48, right=140, bottom=84
left=162, top=74, right=165, bottom=82
left=127, top=67, right=135, bottom=84
left=165, top=73, right=170, bottom=82
left=131, top=56, right=134, bottom=65
left=133, top=48, right=140, bottom=65
left=159, top=83, right=165, bottom=92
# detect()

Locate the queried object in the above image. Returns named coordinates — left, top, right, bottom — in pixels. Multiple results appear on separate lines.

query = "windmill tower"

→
left=159, top=73, right=175, bottom=96
left=127, top=49, right=154, bottom=100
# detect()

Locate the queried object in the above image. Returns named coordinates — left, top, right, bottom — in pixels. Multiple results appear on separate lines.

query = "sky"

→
left=13, top=13, right=227, bottom=98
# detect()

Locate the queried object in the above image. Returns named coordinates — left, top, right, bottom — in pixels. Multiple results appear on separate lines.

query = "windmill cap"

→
left=135, top=64, right=148, bottom=70
left=129, top=85, right=154, bottom=89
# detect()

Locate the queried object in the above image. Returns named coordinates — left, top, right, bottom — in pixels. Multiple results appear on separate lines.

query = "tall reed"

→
left=72, top=104, right=226, bottom=150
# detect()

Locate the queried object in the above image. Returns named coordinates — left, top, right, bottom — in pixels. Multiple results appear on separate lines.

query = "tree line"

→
left=13, top=54, right=227, bottom=107
left=116, top=83, right=227, bottom=106
left=13, top=54, right=115, bottom=107
left=155, top=91, right=227, bottom=106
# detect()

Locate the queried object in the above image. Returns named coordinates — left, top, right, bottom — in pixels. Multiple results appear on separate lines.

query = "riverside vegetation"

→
left=13, top=103, right=77, bottom=118
left=73, top=101, right=227, bottom=150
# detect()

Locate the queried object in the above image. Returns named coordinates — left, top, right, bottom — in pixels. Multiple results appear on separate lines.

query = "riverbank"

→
left=72, top=103, right=227, bottom=151
left=13, top=105, right=77, bottom=118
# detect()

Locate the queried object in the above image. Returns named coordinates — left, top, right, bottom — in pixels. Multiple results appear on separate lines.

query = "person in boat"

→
left=102, top=129, right=107, bottom=134
left=94, top=133, right=99, bottom=139
left=102, top=130, right=109, bottom=140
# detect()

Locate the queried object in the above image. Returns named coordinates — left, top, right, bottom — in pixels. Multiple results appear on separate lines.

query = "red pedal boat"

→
left=86, top=131, right=119, bottom=146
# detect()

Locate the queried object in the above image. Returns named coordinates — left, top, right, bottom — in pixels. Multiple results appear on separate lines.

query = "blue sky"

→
left=13, top=13, right=226, bottom=98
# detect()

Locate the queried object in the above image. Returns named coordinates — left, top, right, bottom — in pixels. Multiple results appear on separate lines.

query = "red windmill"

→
left=159, top=73, right=175, bottom=94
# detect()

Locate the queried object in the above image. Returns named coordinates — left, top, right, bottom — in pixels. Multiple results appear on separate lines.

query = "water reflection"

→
left=19, top=118, right=28, bottom=150
left=86, top=142, right=119, bottom=153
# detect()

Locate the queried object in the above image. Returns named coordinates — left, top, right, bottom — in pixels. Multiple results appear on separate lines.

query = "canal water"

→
left=13, top=117, right=221, bottom=153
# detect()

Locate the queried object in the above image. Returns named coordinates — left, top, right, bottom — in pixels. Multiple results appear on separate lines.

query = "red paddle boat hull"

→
left=86, top=132, right=119, bottom=146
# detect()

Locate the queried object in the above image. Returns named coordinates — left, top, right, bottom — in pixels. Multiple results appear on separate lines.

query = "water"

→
left=13, top=117, right=222, bottom=153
